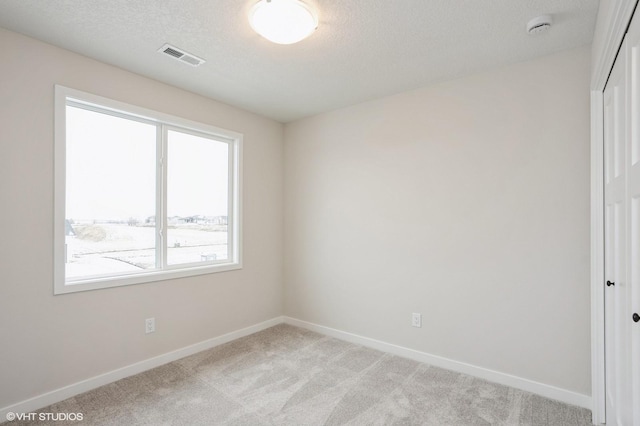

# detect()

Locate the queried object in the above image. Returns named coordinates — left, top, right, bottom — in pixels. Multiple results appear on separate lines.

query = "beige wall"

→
left=284, top=47, right=592, bottom=395
left=0, top=28, right=283, bottom=407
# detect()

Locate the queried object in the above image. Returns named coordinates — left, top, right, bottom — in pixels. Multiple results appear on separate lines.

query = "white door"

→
left=604, top=38, right=632, bottom=426
left=626, top=11, right=640, bottom=425
left=604, top=8, right=640, bottom=423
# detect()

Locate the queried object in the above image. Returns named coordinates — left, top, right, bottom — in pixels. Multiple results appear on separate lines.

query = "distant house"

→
left=212, top=216, right=228, bottom=225
left=168, top=216, right=187, bottom=225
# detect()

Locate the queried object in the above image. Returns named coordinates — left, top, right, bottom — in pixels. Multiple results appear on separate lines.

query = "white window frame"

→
left=54, top=85, right=242, bottom=295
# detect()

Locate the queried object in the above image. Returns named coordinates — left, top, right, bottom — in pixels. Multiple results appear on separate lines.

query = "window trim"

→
left=54, top=85, right=242, bottom=295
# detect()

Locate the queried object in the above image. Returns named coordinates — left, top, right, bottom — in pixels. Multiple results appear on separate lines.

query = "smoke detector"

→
left=527, top=15, right=553, bottom=35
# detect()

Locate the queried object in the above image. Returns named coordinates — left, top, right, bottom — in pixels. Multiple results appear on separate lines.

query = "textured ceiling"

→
left=0, top=0, right=598, bottom=122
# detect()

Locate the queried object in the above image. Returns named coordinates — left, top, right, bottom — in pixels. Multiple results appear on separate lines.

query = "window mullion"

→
left=156, top=124, right=168, bottom=270
left=227, top=142, right=235, bottom=262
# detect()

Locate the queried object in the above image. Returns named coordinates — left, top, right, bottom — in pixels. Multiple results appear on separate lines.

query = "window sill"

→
left=54, top=262, right=242, bottom=295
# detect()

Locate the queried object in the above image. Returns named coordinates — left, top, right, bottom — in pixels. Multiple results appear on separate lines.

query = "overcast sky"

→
left=66, top=106, right=229, bottom=222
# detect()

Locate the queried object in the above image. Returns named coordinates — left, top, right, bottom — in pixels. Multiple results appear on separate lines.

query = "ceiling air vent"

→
left=157, top=44, right=205, bottom=67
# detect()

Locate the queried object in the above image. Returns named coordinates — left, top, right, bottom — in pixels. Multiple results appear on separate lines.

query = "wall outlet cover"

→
left=145, top=318, right=155, bottom=334
left=412, top=313, right=422, bottom=328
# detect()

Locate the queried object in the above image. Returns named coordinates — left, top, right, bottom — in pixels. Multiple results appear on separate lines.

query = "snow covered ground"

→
left=66, top=223, right=228, bottom=280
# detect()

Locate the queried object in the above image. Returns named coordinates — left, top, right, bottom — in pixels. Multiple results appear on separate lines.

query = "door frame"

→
left=590, top=2, right=638, bottom=424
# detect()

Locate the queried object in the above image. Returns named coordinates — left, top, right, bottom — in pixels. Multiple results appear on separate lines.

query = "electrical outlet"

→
left=412, top=313, right=422, bottom=328
left=145, top=317, right=155, bottom=334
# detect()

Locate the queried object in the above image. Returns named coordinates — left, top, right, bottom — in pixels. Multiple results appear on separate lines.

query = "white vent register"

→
left=157, top=43, right=206, bottom=67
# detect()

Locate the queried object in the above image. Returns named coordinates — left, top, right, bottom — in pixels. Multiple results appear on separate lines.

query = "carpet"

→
left=5, top=324, right=592, bottom=425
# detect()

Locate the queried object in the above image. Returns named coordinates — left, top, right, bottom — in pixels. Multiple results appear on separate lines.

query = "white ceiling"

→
left=0, top=0, right=599, bottom=123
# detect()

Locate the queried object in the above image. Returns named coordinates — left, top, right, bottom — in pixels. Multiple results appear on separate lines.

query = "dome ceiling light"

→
left=249, top=0, right=318, bottom=45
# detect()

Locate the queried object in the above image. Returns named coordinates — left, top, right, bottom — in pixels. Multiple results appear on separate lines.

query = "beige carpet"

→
left=6, top=324, right=591, bottom=425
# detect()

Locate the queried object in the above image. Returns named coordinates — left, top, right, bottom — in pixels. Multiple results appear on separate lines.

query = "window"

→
left=54, top=86, right=242, bottom=294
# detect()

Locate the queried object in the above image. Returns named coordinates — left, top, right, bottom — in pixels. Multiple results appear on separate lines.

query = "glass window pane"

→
left=65, top=105, right=157, bottom=280
left=167, top=130, right=229, bottom=266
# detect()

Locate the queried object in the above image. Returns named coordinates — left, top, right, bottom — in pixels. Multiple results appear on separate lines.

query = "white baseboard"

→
left=1, top=314, right=591, bottom=420
left=283, top=316, right=592, bottom=410
left=0, top=316, right=285, bottom=420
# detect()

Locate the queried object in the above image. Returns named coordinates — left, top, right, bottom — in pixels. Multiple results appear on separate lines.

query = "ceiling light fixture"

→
left=249, top=0, right=318, bottom=45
